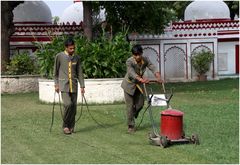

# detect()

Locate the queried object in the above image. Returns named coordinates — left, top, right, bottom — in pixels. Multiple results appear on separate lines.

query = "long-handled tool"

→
left=136, top=81, right=170, bottom=129
left=143, top=81, right=172, bottom=147
left=143, top=81, right=200, bottom=148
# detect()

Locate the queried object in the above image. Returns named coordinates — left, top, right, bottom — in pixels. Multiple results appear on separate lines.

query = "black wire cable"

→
left=49, top=92, right=56, bottom=132
left=50, top=93, right=106, bottom=133
left=49, top=92, right=70, bottom=132
left=58, top=92, right=65, bottom=120
left=136, top=103, right=151, bottom=129
left=74, top=95, right=84, bottom=123
left=136, top=92, right=154, bottom=129
left=82, top=94, right=105, bottom=127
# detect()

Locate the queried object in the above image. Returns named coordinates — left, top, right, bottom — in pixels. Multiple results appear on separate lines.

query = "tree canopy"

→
left=94, top=1, right=239, bottom=35
left=99, top=1, right=176, bottom=34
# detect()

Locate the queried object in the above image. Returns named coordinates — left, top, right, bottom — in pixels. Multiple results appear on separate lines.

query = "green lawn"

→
left=1, top=78, right=239, bottom=164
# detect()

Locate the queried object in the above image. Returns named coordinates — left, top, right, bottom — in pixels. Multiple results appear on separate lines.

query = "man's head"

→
left=132, top=44, right=143, bottom=63
left=64, top=38, right=75, bottom=55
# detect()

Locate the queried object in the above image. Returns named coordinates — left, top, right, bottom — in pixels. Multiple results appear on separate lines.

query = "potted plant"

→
left=191, top=50, right=214, bottom=81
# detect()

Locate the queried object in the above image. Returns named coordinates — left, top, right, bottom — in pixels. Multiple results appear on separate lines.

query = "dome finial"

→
left=234, top=14, right=239, bottom=20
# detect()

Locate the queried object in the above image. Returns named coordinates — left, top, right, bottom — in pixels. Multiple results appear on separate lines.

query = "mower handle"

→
left=147, top=79, right=166, bottom=93
left=148, top=79, right=160, bottom=83
left=143, top=80, right=173, bottom=109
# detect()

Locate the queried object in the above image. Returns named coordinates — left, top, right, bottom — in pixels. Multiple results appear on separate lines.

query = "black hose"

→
left=82, top=94, right=105, bottom=127
left=75, top=95, right=84, bottom=123
left=49, top=92, right=56, bottom=132
left=50, top=93, right=105, bottom=133
left=49, top=92, right=68, bottom=132
left=136, top=103, right=151, bottom=129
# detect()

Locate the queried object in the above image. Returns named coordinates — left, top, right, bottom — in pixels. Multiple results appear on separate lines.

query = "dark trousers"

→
left=124, top=89, right=144, bottom=127
left=61, top=92, right=77, bottom=129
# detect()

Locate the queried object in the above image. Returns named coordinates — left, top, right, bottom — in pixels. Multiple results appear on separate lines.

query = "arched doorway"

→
left=164, top=46, right=186, bottom=80
left=143, top=47, right=160, bottom=79
left=191, top=45, right=212, bottom=78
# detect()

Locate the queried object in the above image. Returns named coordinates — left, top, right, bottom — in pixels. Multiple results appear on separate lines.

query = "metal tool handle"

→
left=161, top=82, right=166, bottom=94
left=143, top=83, right=159, bottom=136
left=143, top=83, right=148, bottom=98
left=149, top=80, right=166, bottom=94
left=148, top=80, right=172, bottom=109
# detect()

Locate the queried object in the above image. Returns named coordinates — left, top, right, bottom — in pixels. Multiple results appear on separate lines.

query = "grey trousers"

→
left=61, top=92, right=77, bottom=129
left=124, top=89, right=144, bottom=127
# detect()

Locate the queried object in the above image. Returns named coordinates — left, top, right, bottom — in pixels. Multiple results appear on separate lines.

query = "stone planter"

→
left=1, top=75, right=40, bottom=93
left=38, top=78, right=124, bottom=104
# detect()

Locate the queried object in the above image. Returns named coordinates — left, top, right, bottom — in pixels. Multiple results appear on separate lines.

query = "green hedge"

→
left=34, top=29, right=131, bottom=79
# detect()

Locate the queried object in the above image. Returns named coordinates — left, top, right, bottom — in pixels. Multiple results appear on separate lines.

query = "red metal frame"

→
left=236, top=45, right=239, bottom=74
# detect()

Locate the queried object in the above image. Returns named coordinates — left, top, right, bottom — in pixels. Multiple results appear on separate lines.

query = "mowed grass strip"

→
left=1, top=78, right=239, bottom=164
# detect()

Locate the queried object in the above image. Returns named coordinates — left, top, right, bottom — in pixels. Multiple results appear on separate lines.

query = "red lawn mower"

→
left=143, top=81, right=200, bottom=148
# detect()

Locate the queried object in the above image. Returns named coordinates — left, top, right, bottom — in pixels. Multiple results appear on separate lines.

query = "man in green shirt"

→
left=54, top=38, right=85, bottom=135
left=121, top=44, right=163, bottom=133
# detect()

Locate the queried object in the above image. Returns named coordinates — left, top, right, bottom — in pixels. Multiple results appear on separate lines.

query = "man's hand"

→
left=80, top=88, right=85, bottom=95
left=55, top=84, right=59, bottom=93
left=142, top=77, right=150, bottom=83
left=156, top=78, right=164, bottom=83
left=138, top=77, right=150, bottom=84
left=155, top=72, right=164, bottom=83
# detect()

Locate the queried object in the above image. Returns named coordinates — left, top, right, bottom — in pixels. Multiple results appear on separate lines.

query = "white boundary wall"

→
left=38, top=78, right=124, bottom=104
left=1, top=75, right=40, bottom=93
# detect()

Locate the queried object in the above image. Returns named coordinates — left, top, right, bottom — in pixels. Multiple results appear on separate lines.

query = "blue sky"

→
left=43, top=0, right=73, bottom=17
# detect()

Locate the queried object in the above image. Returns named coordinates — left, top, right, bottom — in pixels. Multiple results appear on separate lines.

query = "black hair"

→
left=64, top=37, right=75, bottom=47
left=131, top=44, right=143, bottom=55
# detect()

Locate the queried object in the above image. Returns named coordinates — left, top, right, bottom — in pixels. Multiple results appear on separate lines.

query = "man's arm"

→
left=145, top=57, right=163, bottom=83
left=126, top=59, right=137, bottom=79
left=127, top=58, right=149, bottom=83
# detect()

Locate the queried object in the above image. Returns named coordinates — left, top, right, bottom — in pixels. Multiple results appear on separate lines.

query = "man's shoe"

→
left=63, top=127, right=71, bottom=134
left=128, top=126, right=136, bottom=133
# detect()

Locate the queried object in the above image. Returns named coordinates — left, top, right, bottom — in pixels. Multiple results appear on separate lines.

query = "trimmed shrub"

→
left=35, top=29, right=131, bottom=79
left=5, top=52, right=39, bottom=75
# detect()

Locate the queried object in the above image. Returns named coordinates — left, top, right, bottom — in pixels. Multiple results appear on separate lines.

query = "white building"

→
left=10, top=1, right=84, bottom=57
left=10, top=0, right=105, bottom=57
left=130, top=1, right=239, bottom=81
left=10, top=0, right=239, bottom=82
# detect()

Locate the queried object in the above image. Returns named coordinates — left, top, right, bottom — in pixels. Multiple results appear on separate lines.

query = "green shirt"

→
left=54, top=51, right=85, bottom=93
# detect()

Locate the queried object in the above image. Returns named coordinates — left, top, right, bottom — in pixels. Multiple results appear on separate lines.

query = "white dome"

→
left=13, top=1, right=52, bottom=24
left=184, top=0, right=230, bottom=21
left=60, top=2, right=83, bottom=25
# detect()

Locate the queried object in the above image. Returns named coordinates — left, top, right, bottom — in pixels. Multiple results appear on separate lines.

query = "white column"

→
left=213, top=39, right=218, bottom=79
